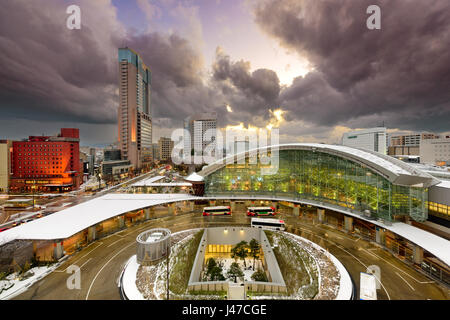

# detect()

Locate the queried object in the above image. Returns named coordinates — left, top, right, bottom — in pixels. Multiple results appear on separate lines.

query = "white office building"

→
left=420, top=137, right=450, bottom=165
left=183, top=113, right=217, bottom=162
left=342, top=127, right=387, bottom=154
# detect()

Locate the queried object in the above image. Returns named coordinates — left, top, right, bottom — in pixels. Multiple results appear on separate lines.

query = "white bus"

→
left=247, top=206, right=276, bottom=217
left=251, top=218, right=285, bottom=231
left=202, top=206, right=232, bottom=216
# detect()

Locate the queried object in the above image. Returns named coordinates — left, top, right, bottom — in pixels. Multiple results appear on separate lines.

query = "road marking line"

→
left=320, top=237, right=391, bottom=300
left=114, top=233, right=127, bottom=238
left=293, top=219, right=360, bottom=242
left=55, top=242, right=103, bottom=272
left=362, top=248, right=380, bottom=260
left=73, top=241, right=103, bottom=263
left=79, top=258, right=92, bottom=269
left=85, top=242, right=135, bottom=300
left=396, top=272, right=415, bottom=291
left=367, top=250, right=434, bottom=284
left=107, top=238, right=124, bottom=248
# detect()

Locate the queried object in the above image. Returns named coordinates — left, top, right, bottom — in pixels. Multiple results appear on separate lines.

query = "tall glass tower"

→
left=118, top=48, right=152, bottom=170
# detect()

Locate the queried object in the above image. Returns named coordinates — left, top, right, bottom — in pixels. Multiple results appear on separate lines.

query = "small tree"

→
left=231, top=241, right=249, bottom=268
left=227, top=262, right=244, bottom=283
left=249, top=238, right=260, bottom=270
left=251, top=269, right=268, bottom=282
left=206, top=258, right=225, bottom=281
left=209, top=265, right=225, bottom=281
left=206, top=258, right=217, bottom=274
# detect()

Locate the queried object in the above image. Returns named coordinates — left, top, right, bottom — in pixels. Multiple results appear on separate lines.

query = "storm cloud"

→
left=0, top=0, right=449, bottom=144
left=254, top=0, right=450, bottom=132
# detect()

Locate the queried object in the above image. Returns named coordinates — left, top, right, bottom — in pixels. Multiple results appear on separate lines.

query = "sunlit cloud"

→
left=266, top=108, right=286, bottom=130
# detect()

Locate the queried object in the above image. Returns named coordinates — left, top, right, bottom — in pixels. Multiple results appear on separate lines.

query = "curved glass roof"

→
left=199, top=143, right=440, bottom=188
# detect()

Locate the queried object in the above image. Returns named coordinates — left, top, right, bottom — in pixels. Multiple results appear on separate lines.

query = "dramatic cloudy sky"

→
left=0, top=0, right=449, bottom=146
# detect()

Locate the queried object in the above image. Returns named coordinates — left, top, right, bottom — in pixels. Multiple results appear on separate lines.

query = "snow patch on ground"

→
left=121, top=255, right=145, bottom=300
left=284, top=232, right=352, bottom=300
left=0, top=262, right=64, bottom=300
left=134, top=228, right=201, bottom=300
left=203, top=258, right=263, bottom=283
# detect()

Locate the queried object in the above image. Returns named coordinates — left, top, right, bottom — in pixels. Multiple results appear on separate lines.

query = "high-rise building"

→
left=420, top=137, right=450, bottom=165
left=342, top=127, right=387, bottom=154
left=151, top=143, right=160, bottom=162
left=118, top=48, right=152, bottom=170
left=158, top=137, right=174, bottom=162
left=10, top=128, right=82, bottom=193
left=0, top=140, right=12, bottom=193
left=183, top=113, right=217, bottom=162
left=388, top=132, right=439, bottom=156
left=104, top=148, right=121, bottom=162
left=391, top=133, right=439, bottom=147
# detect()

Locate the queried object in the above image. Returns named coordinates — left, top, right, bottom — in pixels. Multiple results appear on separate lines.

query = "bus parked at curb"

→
left=202, top=206, right=232, bottom=216
left=251, top=218, right=285, bottom=231
left=247, top=206, right=276, bottom=216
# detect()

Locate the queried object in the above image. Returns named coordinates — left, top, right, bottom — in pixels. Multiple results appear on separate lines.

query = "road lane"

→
left=13, top=208, right=450, bottom=300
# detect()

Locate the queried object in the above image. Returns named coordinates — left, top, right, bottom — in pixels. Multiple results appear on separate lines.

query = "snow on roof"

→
left=1, top=192, right=449, bottom=267
left=131, top=176, right=165, bottom=187
left=146, top=233, right=163, bottom=242
left=185, top=172, right=204, bottom=182
left=6, top=199, right=33, bottom=202
left=0, top=193, right=198, bottom=244
left=385, top=222, right=450, bottom=266
left=435, top=180, right=450, bottom=189
left=141, top=183, right=192, bottom=187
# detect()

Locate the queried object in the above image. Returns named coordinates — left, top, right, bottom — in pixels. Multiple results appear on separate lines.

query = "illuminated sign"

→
left=25, top=180, right=50, bottom=184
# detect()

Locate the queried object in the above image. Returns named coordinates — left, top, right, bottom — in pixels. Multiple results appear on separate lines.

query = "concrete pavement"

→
left=14, top=208, right=450, bottom=300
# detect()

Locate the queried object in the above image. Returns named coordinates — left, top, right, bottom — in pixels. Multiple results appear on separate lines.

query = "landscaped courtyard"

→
left=133, top=227, right=347, bottom=300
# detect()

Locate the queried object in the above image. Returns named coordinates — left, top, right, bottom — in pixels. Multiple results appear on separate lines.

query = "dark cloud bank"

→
left=0, top=0, right=449, bottom=143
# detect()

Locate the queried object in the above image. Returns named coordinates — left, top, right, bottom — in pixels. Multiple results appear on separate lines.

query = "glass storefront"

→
left=204, top=149, right=428, bottom=222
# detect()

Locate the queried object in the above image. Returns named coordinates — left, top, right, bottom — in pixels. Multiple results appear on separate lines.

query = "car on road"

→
left=0, top=227, right=10, bottom=232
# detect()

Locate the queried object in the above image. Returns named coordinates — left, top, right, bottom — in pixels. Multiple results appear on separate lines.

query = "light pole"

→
left=31, top=181, right=37, bottom=210
left=95, top=169, right=102, bottom=191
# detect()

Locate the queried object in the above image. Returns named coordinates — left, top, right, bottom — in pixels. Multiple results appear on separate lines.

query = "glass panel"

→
left=204, top=149, right=428, bottom=222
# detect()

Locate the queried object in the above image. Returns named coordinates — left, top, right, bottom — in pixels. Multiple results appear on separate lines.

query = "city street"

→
left=14, top=207, right=450, bottom=300
left=0, top=170, right=158, bottom=229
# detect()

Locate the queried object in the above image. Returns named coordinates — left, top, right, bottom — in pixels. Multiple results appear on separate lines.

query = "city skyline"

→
left=0, top=0, right=449, bottom=146
left=1, top=1, right=450, bottom=304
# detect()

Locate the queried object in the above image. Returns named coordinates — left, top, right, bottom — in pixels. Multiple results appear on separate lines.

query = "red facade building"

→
left=10, top=128, right=82, bottom=193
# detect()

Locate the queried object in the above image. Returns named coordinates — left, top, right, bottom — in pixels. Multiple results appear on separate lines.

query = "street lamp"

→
left=98, top=173, right=102, bottom=190
left=31, top=182, right=37, bottom=210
